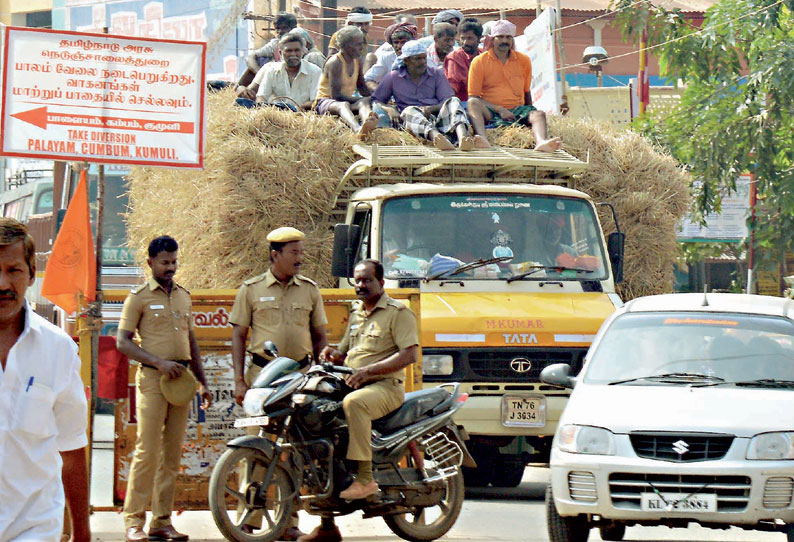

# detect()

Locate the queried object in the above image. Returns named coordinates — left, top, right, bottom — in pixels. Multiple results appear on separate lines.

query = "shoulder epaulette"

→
left=386, top=298, right=408, bottom=309
left=243, top=273, right=267, bottom=286
left=295, top=274, right=318, bottom=286
left=131, top=283, right=148, bottom=294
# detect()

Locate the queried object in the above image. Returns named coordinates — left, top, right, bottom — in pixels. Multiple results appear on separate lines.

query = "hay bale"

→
left=126, top=89, right=689, bottom=299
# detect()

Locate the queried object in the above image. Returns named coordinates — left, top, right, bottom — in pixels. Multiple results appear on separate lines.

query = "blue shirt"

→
left=372, top=65, right=455, bottom=112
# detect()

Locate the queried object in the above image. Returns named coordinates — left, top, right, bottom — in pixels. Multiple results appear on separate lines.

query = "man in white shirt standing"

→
left=257, top=33, right=322, bottom=111
left=0, top=218, right=90, bottom=542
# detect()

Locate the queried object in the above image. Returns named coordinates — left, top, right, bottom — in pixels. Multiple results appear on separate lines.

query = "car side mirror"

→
left=262, top=340, right=279, bottom=360
left=607, top=231, right=625, bottom=284
left=331, top=224, right=361, bottom=278
left=540, top=363, right=577, bottom=389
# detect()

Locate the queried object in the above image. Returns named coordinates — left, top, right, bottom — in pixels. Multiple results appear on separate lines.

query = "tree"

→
left=614, top=0, right=794, bottom=266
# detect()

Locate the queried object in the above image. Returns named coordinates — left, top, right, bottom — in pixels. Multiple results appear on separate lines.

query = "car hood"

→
left=563, top=384, right=792, bottom=437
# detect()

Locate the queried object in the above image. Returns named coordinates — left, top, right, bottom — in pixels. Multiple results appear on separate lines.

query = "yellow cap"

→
left=160, top=368, right=198, bottom=406
left=266, top=227, right=305, bottom=243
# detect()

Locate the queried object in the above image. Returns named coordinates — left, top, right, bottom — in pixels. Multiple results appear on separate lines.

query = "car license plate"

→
left=233, top=416, right=269, bottom=428
left=501, top=395, right=545, bottom=427
left=640, top=492, right=717, bottom=513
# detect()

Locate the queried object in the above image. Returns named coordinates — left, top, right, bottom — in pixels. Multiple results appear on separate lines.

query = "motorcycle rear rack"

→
left=420, top=432, right=464, bottom=483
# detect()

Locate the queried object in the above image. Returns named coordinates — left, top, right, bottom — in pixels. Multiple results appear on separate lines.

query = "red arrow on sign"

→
left=11, top=106, right=194, bottom=133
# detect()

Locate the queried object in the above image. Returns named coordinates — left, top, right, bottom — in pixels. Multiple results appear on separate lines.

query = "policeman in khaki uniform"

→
left=118, top=236, right=212, bottom=542
left=230, top=227, right=328, bottom=541
left=305, top=259, right=418, bottom=542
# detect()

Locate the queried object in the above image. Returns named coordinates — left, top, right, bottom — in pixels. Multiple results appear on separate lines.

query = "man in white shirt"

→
left=256, top=33, right=322, bottom=111
left=0, top=218, right=90, bottom=542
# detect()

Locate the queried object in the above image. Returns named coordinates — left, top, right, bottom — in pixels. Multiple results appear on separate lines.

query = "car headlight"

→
left=422, top=354, right=453, bottom=376
left=242, top=388, right=274, bottom=417
left=747, top=432, right=794, bottom=460
left=558, top=425, right=616, bottom=455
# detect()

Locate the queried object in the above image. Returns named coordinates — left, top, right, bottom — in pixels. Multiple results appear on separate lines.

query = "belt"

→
left=141, top=360, right=190, bottom=370
left=251, top=353, right=312, bottom=368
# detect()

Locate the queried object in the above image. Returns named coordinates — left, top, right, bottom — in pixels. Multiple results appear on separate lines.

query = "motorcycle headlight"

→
left=558, top=425, right=616, bottom=455
left=242, top=388, right=274, bottom=417
left=747, top=432, right=794, bottom=460
left=423, top=354, right=453, bottom=376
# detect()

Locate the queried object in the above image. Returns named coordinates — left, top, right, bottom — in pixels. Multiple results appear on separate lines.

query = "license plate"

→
left=233, top=416, right=269, bottom=428
left=501, top=395, right=545, bottom=427
left=640, top=492, right=717, bottom=513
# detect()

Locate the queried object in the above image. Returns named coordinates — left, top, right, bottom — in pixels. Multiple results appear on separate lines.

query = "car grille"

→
left=763, top=477, right=794, bottom=509
left=466, top=349, right=586, bottom=381
left=629, top=432, right=734, bottom=462
left=609, top=473, right=751, bottom=512
left=568, top=471, right=597, bottom=502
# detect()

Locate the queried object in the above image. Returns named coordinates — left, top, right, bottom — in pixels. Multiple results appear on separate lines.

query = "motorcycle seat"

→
left=373, top=388, right=450, bottom=434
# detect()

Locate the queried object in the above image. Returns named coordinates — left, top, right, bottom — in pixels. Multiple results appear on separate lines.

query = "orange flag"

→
left=41, top=169, right=97, bottom=314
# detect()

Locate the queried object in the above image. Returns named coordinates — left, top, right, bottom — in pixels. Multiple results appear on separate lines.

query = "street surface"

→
left=89, top=416, right=784, bottom=541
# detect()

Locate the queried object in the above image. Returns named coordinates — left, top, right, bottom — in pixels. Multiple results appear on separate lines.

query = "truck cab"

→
left=331, top=145, right=624, bottom=487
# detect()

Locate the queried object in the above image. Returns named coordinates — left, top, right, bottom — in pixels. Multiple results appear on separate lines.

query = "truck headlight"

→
left=422, top=354, right=453, bottom=375
left=242, top=388, right=274, bottom=417
left=559, top=425, right=616, bottom=455
left=747, top=432, right=794, bottom=460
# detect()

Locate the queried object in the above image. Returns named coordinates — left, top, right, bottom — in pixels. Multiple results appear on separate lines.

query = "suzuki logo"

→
left=510, top=358, right=532, bottom=373
left=672, top=440, right=690, bottom=455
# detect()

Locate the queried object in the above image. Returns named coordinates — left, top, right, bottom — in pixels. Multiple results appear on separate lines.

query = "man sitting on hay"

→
left=371, top=40, right=486, bottom=151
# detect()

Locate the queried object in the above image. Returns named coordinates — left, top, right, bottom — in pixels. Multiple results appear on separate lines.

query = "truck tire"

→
left=546, top=482, right=590, bottom=542
left=598, top=523, right=625, bottom=541
left=491, top=462, right=525, bottom=488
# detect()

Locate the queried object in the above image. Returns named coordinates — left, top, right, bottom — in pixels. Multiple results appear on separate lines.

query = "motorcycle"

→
left=208, top=342, right=475, bottom=542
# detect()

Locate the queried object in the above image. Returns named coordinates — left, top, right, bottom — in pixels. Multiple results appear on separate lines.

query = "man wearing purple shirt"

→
left=372, top=40, right=481, bottom=151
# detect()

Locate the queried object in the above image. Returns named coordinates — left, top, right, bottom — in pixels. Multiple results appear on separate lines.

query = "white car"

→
left=541, top=293, right=794, bottom=542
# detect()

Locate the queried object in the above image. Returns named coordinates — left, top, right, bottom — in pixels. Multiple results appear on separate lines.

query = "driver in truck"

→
left=304, top=259, right=418, bottom=542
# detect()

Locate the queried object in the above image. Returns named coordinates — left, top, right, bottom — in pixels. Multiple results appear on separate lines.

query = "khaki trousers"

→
left=123, top=366, right=190, bottom=529
left=238, top=363, right=299, bottom=529
left=343, top=378, right=404, bottom=461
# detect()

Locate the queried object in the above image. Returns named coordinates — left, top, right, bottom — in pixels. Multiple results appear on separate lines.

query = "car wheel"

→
left=546, top=482, right=590, bottom=542
left=598, top=523, right=625, bottom=541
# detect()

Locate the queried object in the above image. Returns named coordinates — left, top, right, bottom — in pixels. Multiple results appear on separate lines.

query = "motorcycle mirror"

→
left=262, top=341, right=279, bottom=360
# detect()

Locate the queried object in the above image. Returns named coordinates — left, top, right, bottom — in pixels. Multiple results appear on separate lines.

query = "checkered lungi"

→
left=400, top=97, right=470, bottom=142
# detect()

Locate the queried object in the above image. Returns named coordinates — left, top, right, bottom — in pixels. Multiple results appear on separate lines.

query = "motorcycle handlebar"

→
left=321, top=362, right=355, bottom=375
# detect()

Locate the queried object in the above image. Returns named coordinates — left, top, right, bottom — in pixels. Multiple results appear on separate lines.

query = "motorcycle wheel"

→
left=208, top=447, right=295, bottom=542
left=383, top=466, right=465, bottom=542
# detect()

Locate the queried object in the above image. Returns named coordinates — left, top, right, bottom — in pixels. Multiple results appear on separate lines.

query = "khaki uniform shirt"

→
left=118, top=277, right=193, bottom=361
left=229, top=269, right=327, bottom=361
left=340, top=294, right=418, bottom=381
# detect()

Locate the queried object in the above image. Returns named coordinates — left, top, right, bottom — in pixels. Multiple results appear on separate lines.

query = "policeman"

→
left=118, top=235, right=212, bottom=542
left=230, top=226, right=329, bottom=541
left=304, top=259, right=418, bottom=542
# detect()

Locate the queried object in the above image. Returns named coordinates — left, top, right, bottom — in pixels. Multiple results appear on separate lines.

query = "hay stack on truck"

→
left=329, top=144, right=625, bottom=488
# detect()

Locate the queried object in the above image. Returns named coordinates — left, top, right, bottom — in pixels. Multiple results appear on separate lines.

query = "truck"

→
left=329, top=144, right=625, bottom=487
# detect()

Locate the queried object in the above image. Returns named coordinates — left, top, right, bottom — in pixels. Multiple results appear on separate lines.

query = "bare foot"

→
left=459, top=136, right=475, bottom=151
left=534, top=137, right=563, bottom=153
left=433, top=133, right=455, bottom=151
left=473, top=135, right=491, bottom=149
left=357, top=112, right=379, bottom=140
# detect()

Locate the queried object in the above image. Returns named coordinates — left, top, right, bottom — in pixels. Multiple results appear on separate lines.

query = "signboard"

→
left=756, top=270, right=781, bottom=296
left=677, top=174, right=752, bottom=242
left=1, top=27, right=206, bottom=168
left=515, top=8, right=560, bottom=116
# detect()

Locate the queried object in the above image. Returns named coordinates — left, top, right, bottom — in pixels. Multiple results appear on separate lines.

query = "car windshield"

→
left=380, top=194, right=608, bottom=281
left=585, top=312, right=794, bottom=385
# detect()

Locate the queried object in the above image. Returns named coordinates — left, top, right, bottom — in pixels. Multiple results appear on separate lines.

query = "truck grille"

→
left=609, top=473, right=751, bottom=512
left=456, top=348, right=585, bottom=382
left=629, top=432, right=734, bottom=462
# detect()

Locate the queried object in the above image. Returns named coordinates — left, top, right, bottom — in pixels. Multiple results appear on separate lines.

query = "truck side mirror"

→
left=540, top=363, right=577, bottom=389
left=607, top=232, right=625, bottom=284
left=331, top=224, right=361, bottom=278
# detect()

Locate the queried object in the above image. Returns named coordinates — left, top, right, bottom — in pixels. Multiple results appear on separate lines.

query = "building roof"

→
left=330, top=0, right=714, bottom=12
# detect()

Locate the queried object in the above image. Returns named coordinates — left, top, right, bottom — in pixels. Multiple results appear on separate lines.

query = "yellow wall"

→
left=0, top=0, right=52, bottom=26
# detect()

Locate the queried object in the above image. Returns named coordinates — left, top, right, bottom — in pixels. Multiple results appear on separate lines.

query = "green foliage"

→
left=613, top=0, right=794, bottom=267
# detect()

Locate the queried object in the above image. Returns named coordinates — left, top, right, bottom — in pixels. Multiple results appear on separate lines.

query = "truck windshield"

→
left=380, top=194, right=608, bottom=281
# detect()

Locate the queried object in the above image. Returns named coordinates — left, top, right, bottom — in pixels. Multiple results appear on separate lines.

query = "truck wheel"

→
left=598, top=523, right=625, bottom=541
left=546, top=482, right=589, bottom=542
left=491, top=462, right=525, bottom=488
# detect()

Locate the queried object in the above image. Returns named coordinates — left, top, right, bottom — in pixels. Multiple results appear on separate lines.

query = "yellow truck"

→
left=328, top=144, right=625, bottom=487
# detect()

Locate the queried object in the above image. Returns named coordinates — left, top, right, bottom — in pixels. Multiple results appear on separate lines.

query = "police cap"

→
left=266, top=227, right=305, bottom=243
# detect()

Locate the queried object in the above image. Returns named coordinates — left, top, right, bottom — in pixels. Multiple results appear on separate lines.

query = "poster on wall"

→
left=515, top=8, right=560, bottom=116
left=677, top=174, right=753, bottom=242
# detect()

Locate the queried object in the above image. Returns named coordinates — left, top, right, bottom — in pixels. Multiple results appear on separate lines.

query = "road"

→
left=89, top=465, right=785, bottom=541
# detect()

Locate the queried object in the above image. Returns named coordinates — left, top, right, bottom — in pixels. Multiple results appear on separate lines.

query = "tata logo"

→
left=502, top=333, right=538, bottom=344
left=672, top=440, right=690, bottom=455
left=510, top=358, right=532, bottom=373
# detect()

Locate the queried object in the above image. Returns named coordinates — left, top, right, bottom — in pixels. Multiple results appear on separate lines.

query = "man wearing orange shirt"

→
left=467, top=20, right=562, bottom=152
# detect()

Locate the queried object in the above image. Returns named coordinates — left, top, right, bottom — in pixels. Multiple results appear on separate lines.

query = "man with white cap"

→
left=467, top=19, right=563, bottom=152
left=327, top=6, right=374, bottom=57
left=372, top=39, right=484, bottom=150
left=230, top=226, right=329, bottom=540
